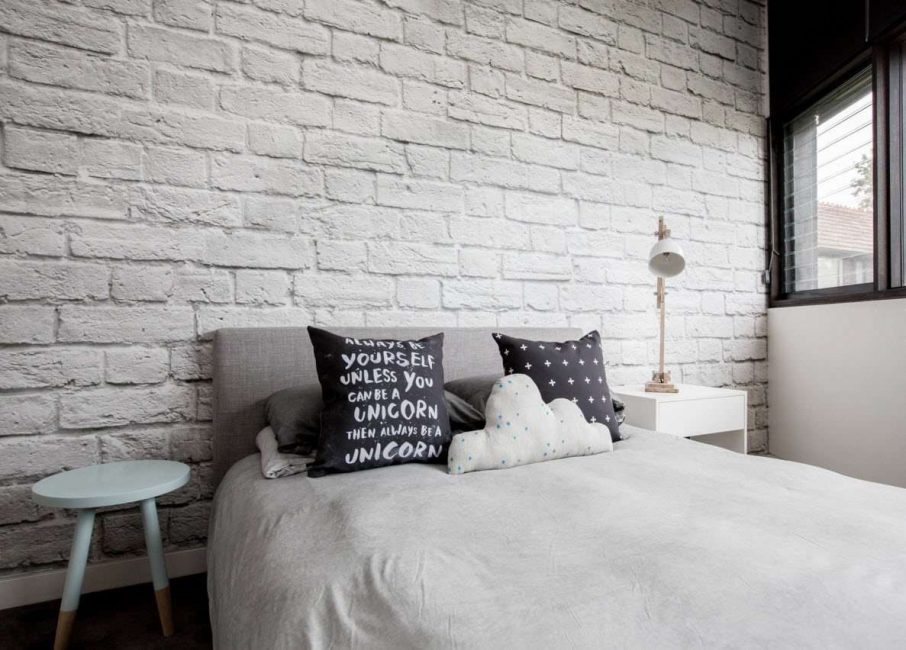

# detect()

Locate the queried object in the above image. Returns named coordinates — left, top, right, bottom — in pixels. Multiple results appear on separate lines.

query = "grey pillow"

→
left=265, top=386, right=487, bottom=453
left=447, top=373, right=628, bottom=435
left=265, top=386, right=322, bottom=456
left=444, top=374, right=500, bottom=415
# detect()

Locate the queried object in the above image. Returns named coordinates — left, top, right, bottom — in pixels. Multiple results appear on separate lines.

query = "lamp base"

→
left=645, top=371, right=678, bottom=393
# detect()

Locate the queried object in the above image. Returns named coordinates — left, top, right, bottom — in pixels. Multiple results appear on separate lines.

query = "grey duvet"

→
left=208, top=427, right=906, bottom=649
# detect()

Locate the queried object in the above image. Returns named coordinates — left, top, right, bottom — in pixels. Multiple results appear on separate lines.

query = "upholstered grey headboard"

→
left=212, top=326, right=581, bottom=485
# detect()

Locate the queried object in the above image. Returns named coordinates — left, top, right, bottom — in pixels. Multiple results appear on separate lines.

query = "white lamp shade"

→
left=648, top=238, right=686, bottom=278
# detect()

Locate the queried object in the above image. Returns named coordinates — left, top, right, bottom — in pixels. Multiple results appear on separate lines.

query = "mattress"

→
left=207, top=427, right=906, bottom=649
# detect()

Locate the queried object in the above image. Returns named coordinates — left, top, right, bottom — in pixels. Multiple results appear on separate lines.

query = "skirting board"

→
left=0, top=547, right=207, bottom=611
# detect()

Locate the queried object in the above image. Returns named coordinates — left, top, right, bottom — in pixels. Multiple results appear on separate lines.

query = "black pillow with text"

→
left=493, top=330, right=622, bottom=442
left=307, top=326, right=451, bottom=476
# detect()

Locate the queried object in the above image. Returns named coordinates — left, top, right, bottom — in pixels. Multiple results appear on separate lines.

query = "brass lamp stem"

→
left=646, top=216, right=678, bottom=393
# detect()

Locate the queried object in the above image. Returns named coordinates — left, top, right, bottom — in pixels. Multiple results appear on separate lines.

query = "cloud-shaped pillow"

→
left=447, top=374, right=613, bottom=475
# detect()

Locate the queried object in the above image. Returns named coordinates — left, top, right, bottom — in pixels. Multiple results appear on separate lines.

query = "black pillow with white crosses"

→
left=492, top=330, right=622, bottom=442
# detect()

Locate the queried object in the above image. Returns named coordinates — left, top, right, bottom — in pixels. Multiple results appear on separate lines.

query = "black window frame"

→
left=769, top=28, right=906, bottom=308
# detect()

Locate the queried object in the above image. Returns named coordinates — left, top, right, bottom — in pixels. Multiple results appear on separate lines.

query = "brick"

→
left=0, top=215, right=66, bottom=257
left=506, top=17, right=575, bottom=58
left=383, top=0, right=464, bottom=26
left=465, top=186, right=504, bottom=217
left=211, top=153, right=322, bottom=197
left=306, top=132, right=406, bottom=173
left=0, top=260, right=108, bottom=301
left=242, top=47, right=300, bottom=85
left=448, top=91, right=526, bottom=129
left=470, top=125, right=510, bottom=157
left=154, top=0, right=213, bottom=31
left=0, top=436, right=97, bottom=482
left=406, top=144, right=449, bottom=179
left=235, top=270, right=290, bottom=305
left=317, top=239, right=367, bottom=271
left=128, top=24, right=234, bottom=73
left=220, top=84, right=330, bottom=127
left=297, top=274, right=394, bottom=307
left=333, top=31, right=380, bottom=65
left=0, top=306, right=56, bottom=344
left=242, top=196, right=297, bottom=233
left=3, top=126, right=79, bottom=175
left=528, top=109, right=561, bottom=138
left=558, top=6, right=617, bottom=44
left=577, top=39, right=609, bottom=69
left=61, top=384, right=194, bottom=429
left=505, top=191, right=577, bottom=225
left=106, top=347, right=170, bottom=384
left=512, top=133, right=579, bottom=170
left=377, top=176, right=464, bottom=211
left=561, top=61, right=620, bottom=97
left=109, top=265, right=171, bottom=302
left=381, top=43, right=466, bottom=88
left=172, top=268, right=233, bottom=303
left=153, top=70, right=214, bottom=110
left=0, top=349, right=102, bottom=390
left=451, top=153, right=560, bottom=193
left=382, top=111, right=470, bottom=149
left=305, top=0, right=401, bottom=40
left=443, top=279, right=522, bottom=310
left=325, top=168, right=376, bottom=204
left=562, top=116, right=619, bottom=148
left=505, top=74, right=576, bottom=113
left=248, top=123, right=303, bottom=158
left=651, top=135, right=701, bottom=165
left=397, top=277, right=441, bottom=308
left=0, top=172, right=127, bottom=220
left=130, top=186, right=241, bottom=228
left=503, top=252, right=571, bottom=280
left=404, top=17, right=445, bottom=54
left=465, top=5, right=505, bottom=39
left=525, top=51, right=559, bottom=81
left=0, top=392, right=54, bottom=436
left=59, top=306, right=195, bottom=343
left=82, top=139, right=142, bottom=181
left=333, top=99, right=382, bottom=136
left=469, top=65, right=505, bottom=99
left=0, top=485, right=47, bottom=525
left=9, top=40, right=149, bottom=99
left=203, top=231, right=313, bottom=269
left=0, top=0, right=121, bottom=54
left=450, top=216, right=531, bottom=249
left=215, top=3, right=330, bottom=54
left=459, top=248, right=500, bottom=277
left=446, top=30, right=523, bottom=72
left=368, top=242, right=458, bottom=276
left=303, top=60, right=399, bottom=106
left=84, top=0, right=152, bottom=16
left=120, top=106, right=246, bottom=152
left=142, top=146, right=207, bottom=188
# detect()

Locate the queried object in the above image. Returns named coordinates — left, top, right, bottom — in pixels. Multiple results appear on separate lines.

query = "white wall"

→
left=769, top=298, right=906, bottom=488
left=0, top=0, right=768, bottom=578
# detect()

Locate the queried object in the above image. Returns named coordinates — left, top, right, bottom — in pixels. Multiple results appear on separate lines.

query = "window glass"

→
left=782, top=68, right=874, bottom=292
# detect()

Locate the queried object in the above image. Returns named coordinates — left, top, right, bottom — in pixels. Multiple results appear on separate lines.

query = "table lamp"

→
left=645, top=216, right=686, bottom=393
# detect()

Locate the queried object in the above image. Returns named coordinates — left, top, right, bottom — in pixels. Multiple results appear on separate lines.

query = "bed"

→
left=208, top=327, right=906, bottom=649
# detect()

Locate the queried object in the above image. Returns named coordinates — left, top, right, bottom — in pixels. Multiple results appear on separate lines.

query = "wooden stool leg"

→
left=140, top=498, right=174, bottom=636
left=55, top=509, right=95, bottom=650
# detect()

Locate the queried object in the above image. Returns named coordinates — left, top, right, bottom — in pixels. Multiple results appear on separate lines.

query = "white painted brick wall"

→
left=0, top=0, right=768, bottom=575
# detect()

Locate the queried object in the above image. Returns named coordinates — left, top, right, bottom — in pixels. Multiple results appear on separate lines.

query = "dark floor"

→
left=0, top=574, right=212, bottom=649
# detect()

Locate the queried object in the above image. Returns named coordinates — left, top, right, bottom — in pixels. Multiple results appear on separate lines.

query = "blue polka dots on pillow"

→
left=447, top=374, right=613, bottom=475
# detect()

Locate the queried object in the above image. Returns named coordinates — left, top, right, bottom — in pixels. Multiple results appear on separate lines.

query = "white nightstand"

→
left=611, top=384, right=748, bottom=454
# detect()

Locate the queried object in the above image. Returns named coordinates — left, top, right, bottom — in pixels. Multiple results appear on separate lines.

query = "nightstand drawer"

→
left=657, top=396, right=746, bottom=436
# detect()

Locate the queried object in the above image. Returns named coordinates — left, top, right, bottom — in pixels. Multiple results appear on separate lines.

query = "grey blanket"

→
left=208, top=427, right=906, bottom=649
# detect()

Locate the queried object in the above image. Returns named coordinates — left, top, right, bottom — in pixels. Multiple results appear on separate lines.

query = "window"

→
left=782, top=68, right=875, bottom=293
left=890, top=36, right=906, bottom=288
left=770, top=32, right=906, bottom=306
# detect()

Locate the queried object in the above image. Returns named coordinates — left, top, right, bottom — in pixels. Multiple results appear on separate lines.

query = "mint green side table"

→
left=32, top=460, right=190, bottom=650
